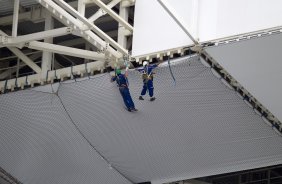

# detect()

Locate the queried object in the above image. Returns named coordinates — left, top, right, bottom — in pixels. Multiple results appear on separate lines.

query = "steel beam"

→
left=9, top=47, right=42, bottom=74
left=90, top=0, right=133, bottom=32
left=118, top=1, right=129, bottom=48
left=120, top=0, right=135, bottom=7
left=36, top=0, right=123, bottom=58
left=0, top=1, right=112, bottom=26
left=12, top=0, right=20, bottom=37
left=27, top=41, right=106, bottom=61
left=42, top=12, right=54, bottom=79
left=52, top=0, right=128, bottom=55
left=0, top=30, right=42, bottom=74
left=88, top=0, right=121, bottom=22
left=0, top=60, right=105, bottom=92
left=4, top=27, right=73, bottom=47
left=56, top=30, right=118, bottom=47
left=0, top=53, right=42, bottom=80
left=77, top=0, right=86, bottom=16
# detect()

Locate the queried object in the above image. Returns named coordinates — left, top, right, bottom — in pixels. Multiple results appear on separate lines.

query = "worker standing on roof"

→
left=137, top=61, right=158, bottom=101
left=111, top=67, right=137, bottom=112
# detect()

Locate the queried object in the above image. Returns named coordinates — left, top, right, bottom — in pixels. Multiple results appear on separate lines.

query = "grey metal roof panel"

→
left=0, top=90, right=133, bottom=184
left=205, top=32, right=282, bottom=124
left=0, top=55, right=282, bottom=184
left=57, top=55, right=282, bottom=183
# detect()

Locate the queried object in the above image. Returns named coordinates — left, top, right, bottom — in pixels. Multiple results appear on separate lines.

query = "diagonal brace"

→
left=27, top=41, right=106, bottom=61
left=89, top=0, right=133, bottom=32
left=0, top=30, right=42, bottom=74
left=88, top=0, right=121, bottom=22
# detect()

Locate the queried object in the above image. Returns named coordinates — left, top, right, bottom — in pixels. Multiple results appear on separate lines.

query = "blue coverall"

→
left=112, top=74, right=136, bottom=110
left=137, top=64, right=158, bottom=97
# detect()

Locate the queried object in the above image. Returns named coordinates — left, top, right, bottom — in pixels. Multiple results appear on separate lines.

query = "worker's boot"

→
left=150, top=97, right=156, bottom=101
left=139, top=96, right=144, bottom=100
left=132, top=108, right=138, bottom=112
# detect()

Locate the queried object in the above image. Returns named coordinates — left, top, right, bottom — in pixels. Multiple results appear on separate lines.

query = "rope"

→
left=25, top=75, right=28, bottom=86
left=71, top=65, right=76, bottom=82
left=15, top=77, right=18, bottom=89
left=46, top=70, right=49, bottom=83
left=85, top=63, right=90, bottom=79
left=168, top=57, right=176, bottom=86
left=4, top=80, right=8, bottom=93
left=56, top=94, right=134, bottom=184
left=54, top=69, right=58, bottom=81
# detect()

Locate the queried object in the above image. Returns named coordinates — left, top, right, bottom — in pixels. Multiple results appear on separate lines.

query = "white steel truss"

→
left=88, top=0, right=133, bottom=32
left=27, top=41, right=106, bottom=61
left=0, top=30, right=42, bottom=74
left=36, top=0, right=124, bottom=58
left=88, top=0, right=121, bottom=22
left=0, top=60, right=105, bottom=91
left=0, top=27, right=73, bottom=47
left=0, top=0, right=136, bottom=84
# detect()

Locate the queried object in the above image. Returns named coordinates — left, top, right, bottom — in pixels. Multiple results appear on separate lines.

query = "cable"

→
left=4, top=80, right=8, bottom=93
left=85, top=63, right=90, bottom=79
left=167, top=57, right=176, bottom=85
left=56, top=93, right=134, bottom=184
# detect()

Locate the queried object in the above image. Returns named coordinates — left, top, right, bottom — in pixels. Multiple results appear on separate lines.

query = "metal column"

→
left=41, top=12, right=54, bottom=79
left=118, top=0, right=129, bottom=49
left=12, top=0, right=20, bottom=37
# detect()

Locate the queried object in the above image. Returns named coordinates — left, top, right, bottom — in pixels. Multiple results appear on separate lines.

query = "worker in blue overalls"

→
left=111, top=68, right=137, bottom=112
left=137, top=61, right=158, bottom=101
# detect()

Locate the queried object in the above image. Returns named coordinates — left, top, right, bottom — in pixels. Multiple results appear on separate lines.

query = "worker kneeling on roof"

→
left=111, top=67, right=137, bottom=112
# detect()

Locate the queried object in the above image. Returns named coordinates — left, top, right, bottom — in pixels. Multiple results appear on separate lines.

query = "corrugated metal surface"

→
left=1, top=55, right=281, bottom=184
left=0, top=89, right=133, bottom=184
left=0, top=0, right=38, bottom=16
left=57, top=56, right=282, bottom=184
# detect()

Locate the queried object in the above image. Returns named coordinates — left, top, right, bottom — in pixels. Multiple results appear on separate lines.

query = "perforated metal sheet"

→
left=0, top=55, right=282, bottom=184
left=0, top=91, right=132, bottom=184
left=205, top=33, right=282, bottom=123
left=57, top=56, right=282, bottom=183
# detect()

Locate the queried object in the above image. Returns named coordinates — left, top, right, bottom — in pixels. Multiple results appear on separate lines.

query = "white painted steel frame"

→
left=50, top=0, right=128, bottom=55
left=36, top=0, right=123, bottom=58
left=89, top=0, right=133, bottom=32
left=8, top=47, right=42, bottom=74
left=0, top=30, right=42, bottom=74
left=1, top=27, right=73, bottom=47
left=41, top=12, right=54, bottom=79
left=12, top=0, right=20, bottom=37
left=0, top=53, right=42, bottom=80
left=0, top=1, right=116, bottom=26
left=27, top=41, right=106, bottom=61
left=88, top=0, right=121, bottom=22
left=0, top=60, right=105, bottom=92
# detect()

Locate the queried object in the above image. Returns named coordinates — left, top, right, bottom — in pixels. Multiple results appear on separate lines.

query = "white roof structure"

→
left=1, top=0, right=282, bottom=183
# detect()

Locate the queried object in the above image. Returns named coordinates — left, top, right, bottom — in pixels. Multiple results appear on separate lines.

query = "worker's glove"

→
left=126, top=66, right=129, bottom=71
